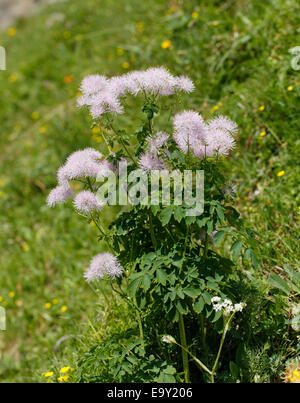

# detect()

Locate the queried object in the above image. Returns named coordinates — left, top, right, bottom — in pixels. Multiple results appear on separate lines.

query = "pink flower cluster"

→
left=78, top=67, right=194, bottom=118
left=173, top=111, right=237, bottom=158
left=47, top=147, right=114, bottom=212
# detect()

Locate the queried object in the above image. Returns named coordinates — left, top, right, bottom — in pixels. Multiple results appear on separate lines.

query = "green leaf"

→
left=142, top=273, right=151, bottom=291
left=213, top=230, right=226, bottom=246
left=156, top=268, right=168, bottom=285
left=127, top=278, right=140, bottom=297
left=211, top=309, right=222, bottom=323
left=202, top=291, right=211, bottom=305
left=183, top=288, right=202, bottom=298
left=269, top=273, right=290, bottom=295
left=174, top=206, right=185, bottom=223
left=159, top=207, right=173, bottom=226
left=231, top=240, right=243, bottom=260
left=250, top=250, right=259, bottom=269
left=207, top=220, right=213, bottom=234
left=216, top=205, right=224, bottom=222
left=176, top=300, right=188, bottom=314
left=194, top=297, right=204, bottom=313
left=197, top=216, right=210, bottom=228
left=185, top=215, right=196, bottom=225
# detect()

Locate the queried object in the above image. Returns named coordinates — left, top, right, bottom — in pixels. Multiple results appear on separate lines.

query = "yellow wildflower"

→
left=39, top=126, right=47, bottom=134
left=9, top=292, right=15, bottom=298
left=61, top=305, right=68, bottom=312
left=8, top=27, right=16, bottom=36
left=258, top=105, right=265, bottom=111
left=137, top=22, right=144, bottom=32
left=212, top=21, right=219, bottom=26
left=60, top=366, right=71, bottom=373
left=52, top=298, right=58, bottom=305
left=260, top=130, right=266, bottom=137
left=282, top=361, right=300, bottom=383
left=0, top=296, right=2, bottom=302
left=116, top=47, right=124, bottom=55
left=122, top=62, right=130, bottom=69
left=31, top=112, right=39, bottom=120
left=43, top=372, right=54, bottom=378
left=58, top=375, right=69, bottom=382
left=287, top=85, right=294, bottom=91
left=91, top=127, right=101, bottom=135
left=192, top=12, right=199, bottom=19
left=211, top=105, right=219, bottom=113
left=161, top=40, right=172, bottom=49
left=45, top=302, right=52, bottom=309
left=166, top=6, right=178, bottom=15
left=9, top=74, right=18, bottom=83
left=92, top=134, right=102, bottom=143
left=21, top=242, right=30, bottom=252
left=277, top=170, right=285, bottom=177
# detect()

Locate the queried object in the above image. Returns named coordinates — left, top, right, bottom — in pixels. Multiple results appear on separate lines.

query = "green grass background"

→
left=0, top=0, right=299, bottom=382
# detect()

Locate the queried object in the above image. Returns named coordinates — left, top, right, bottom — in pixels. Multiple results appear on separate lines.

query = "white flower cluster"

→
left=211, top=296, right=246, bottom=314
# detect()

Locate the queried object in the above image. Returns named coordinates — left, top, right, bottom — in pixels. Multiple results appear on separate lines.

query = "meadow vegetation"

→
left=0, top=0, right=299, bottom=382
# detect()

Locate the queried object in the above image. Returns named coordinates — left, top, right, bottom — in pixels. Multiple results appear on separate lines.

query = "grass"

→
left=0, top=0, right=299, bottom=382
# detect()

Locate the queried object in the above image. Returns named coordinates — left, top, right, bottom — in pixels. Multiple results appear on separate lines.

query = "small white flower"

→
left=234, top=303, right=246, bottom=312
left=211, top=296, right=221, bottom=303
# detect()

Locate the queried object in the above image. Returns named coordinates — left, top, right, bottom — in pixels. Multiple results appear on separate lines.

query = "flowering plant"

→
left=47, top=67, right=259, bottom=383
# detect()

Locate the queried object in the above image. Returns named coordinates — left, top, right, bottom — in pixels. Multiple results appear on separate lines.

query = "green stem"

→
left=211, top=314, right=234, bottom=383
left=178, top=313, right=191, bottom=383
left=108, top=122, right=136, bottom=163
left=174, top=338, right=212, bottom=377
left=134, top=296, right=145, bottom=353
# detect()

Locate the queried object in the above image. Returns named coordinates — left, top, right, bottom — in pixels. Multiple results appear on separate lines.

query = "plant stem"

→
left=134, top=296, right=145, bottom=353
left=174, top=338, right=212, bottom=377
left=108, top=122, right=136, bottom=163
left=178, top=313, right=191, bottom=383
left=211, top=314, right=233, bottom=383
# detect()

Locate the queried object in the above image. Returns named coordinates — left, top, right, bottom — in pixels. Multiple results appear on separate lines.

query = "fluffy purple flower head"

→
left=120, top=67, right=195, bottom=97
left=73, top=190, right=105, bottom=214
left=173, top=110, right=207, bottom=155
left=80, top=75, right=108, bottom=96
left=138, top=152, right=166, bottom=172
left=207, top=115, right=238, bottom=136
left=78, top=75, right=123, bottom=118
left=84, top=252, right=123, bottom=282
left=57, top=148, right=103, bottom=184
left=147, top=132, right=169, bottom=154
left=174, top=76, right=195, bottom=93
left=205, top=129, right=236, bottom=157
left=47, top=184, right=73, bottom=207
